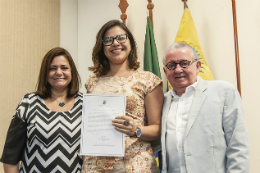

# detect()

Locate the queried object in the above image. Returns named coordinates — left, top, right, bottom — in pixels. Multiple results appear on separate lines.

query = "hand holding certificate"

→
left=80, top=94, right=126, bottom=157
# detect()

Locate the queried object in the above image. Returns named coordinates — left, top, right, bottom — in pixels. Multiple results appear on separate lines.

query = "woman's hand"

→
left=112, top=116, right=137, bottom=136
left=112, top=83, right=163, bottom=141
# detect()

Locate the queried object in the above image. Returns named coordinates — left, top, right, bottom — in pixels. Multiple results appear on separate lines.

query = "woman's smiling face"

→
left=103, top=26, right=131, bottom=66
left=47, top=55, right=72, bottom=91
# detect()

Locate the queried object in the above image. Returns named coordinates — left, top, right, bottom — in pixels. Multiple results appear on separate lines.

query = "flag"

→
left=143, top=16, right=161, bottom=172
left=144, top=16, right=161, bottom=79
left=168, top=5, right=214, bottom=91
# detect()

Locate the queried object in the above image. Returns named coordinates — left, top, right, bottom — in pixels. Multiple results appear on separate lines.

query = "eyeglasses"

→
left=165, top=60, right=197, bottom=70
left=102, top=34, right=128, bottom=46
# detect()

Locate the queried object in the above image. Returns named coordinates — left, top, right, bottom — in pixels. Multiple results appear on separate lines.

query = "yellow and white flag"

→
left=168, top=6, right=214, bottom=91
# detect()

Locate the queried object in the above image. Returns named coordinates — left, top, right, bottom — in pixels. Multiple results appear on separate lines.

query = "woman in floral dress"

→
left=81, top=20, right=164, bottom=173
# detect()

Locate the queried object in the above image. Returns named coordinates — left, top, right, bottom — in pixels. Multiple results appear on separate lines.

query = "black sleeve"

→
left=0, top=94, right=30, bottom=165
left=0, top=114, right=27, bottom=165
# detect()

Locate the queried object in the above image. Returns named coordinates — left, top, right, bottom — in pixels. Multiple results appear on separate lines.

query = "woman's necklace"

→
left=58, top=102, right=65, bottom=107
left=54, top=99, right=66, bottom=107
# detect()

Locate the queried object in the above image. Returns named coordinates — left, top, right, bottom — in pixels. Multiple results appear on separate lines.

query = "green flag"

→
left=143, top=16, right=161, bottom=79
left=143, top=16, right=161, bottom=173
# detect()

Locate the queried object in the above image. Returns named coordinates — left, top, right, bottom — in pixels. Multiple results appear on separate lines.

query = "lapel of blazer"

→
left=161, top=91, right=172, bottom=172
left=162, top=92, right=172, bottom=133
left=185, top=77, right=208, bottom=138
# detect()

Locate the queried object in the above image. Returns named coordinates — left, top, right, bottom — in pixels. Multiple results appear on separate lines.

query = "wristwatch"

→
left=135, top=127, right=142, bottom=138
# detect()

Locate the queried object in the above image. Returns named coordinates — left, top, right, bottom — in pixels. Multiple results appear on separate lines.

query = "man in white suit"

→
left=161, top=42, right=250, bottom=173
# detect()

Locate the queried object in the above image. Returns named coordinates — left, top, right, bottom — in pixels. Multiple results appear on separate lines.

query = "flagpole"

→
left=231, top=0, right=242, bottom=96
left=118, top=0, right=129, bottom=24
left=182, top=0, right=187, bottom=9
left=147, top=0, right=154, bottom=27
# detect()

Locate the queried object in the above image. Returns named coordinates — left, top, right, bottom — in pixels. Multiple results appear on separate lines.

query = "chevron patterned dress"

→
left=0, top=92, right=83, bottom=173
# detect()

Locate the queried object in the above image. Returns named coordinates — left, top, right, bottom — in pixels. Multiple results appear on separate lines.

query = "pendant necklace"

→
left=59, top=102, right=65, bottom=107
left=54, top=98, right=66, bottom=107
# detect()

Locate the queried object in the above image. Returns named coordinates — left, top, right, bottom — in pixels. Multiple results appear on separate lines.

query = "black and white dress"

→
left=0, top=92, right=83, bottom=173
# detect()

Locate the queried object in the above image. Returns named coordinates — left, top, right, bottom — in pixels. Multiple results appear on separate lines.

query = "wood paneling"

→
left=0, top=1, right=60, bottom=171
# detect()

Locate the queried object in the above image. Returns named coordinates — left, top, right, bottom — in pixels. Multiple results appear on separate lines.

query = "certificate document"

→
left=80, top=94, right=126, bottom=157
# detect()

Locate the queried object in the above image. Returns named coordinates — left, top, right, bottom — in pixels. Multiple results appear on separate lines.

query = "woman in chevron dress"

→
left=1, top=47, right=83, bottom=173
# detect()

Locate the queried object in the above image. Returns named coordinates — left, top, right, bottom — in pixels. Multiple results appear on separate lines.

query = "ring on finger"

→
left=123, top=120, right=130, bottom=126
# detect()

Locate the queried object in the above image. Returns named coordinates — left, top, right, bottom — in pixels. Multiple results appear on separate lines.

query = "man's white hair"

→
left=162, top=42, right=199, bottom=65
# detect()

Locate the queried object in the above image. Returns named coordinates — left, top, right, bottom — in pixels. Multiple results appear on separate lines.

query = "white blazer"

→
left=161, top=77, right=250, bottom=173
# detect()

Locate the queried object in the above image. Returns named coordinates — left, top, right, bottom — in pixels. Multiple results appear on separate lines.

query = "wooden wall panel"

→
left=0, top=0, right=60, bottom=171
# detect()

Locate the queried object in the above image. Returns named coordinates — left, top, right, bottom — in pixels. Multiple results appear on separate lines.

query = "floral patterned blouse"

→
left=81, top=70, right=162, bottom=173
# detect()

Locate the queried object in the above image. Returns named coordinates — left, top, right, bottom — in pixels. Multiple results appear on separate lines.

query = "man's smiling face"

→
left=163, top=46, right=201, bottom=96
